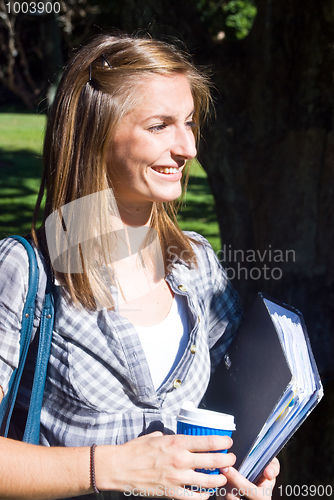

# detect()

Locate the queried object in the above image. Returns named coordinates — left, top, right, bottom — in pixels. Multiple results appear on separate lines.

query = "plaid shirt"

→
left=0, top=232, right=242, bottom=450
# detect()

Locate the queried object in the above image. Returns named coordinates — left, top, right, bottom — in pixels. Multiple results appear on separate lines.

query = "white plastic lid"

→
left=177, top=401, right=236, bottom=431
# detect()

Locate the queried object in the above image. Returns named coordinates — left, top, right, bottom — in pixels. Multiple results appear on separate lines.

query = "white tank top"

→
left=134, top=294, right=189, bottom=390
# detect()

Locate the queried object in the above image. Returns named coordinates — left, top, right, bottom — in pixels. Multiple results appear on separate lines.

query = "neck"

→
left=117, top=199, right=153, bottom=227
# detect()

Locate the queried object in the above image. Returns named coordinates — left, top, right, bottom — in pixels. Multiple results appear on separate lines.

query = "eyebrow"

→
left=145, top=109, right=196, bottom=121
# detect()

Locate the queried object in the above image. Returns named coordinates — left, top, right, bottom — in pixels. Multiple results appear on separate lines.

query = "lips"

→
left=151, top=166, right=181, bottom=174
left=150, top=165, right=183, bottom=182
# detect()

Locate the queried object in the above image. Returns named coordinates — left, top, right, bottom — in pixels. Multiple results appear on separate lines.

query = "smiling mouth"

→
left=152, top=166, right=181, bottom=174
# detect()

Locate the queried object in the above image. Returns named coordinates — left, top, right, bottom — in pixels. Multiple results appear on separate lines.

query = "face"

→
left=107, top=73, right=197, bottom=211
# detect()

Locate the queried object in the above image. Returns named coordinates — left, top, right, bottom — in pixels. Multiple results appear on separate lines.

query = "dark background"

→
left=1, top=0, right=333, bottom=497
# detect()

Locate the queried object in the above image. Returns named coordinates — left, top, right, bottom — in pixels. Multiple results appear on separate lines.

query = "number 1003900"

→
left=5, top=2, right=61, bottom=14
left=278, top=485, right=333, bottom=497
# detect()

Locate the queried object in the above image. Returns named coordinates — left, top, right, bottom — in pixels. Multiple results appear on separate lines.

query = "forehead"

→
left=128, top=73, right=194, bottom=118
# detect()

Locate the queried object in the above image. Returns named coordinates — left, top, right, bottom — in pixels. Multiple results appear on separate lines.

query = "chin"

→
left=151, top=193, right=182, bottom=203
left=150, top=187, right=182, bottom=203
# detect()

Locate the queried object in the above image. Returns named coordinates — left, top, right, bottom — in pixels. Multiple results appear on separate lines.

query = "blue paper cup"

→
left=177, top=401, right=235, bottom=475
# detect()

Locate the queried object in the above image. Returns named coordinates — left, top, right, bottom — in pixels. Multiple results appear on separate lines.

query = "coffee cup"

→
left=177, top=401, right=235, bottom=475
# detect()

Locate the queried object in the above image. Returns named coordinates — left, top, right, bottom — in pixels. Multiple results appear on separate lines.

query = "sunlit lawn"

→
left=0, top=113, right=46, bottom=239
left=177, top=162, right=221, bottom=251
left=0, top=112, right=221, bottom=251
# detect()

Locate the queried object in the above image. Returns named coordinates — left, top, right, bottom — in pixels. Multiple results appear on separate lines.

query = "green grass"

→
left=177, top=160, right=221, bottom=251
left=0, top=113, right=46, bottom=238
left=0, top=113, right=221, bottom=250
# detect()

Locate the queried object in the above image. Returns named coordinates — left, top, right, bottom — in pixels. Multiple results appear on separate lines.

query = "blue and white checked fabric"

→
left=0, top=232, right=242, bottom=451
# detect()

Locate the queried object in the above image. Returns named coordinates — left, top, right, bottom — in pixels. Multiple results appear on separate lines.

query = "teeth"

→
left=154, top=167, right=179, bottom=174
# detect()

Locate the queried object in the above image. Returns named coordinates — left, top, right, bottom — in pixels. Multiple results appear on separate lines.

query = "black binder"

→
left=204, top=293, right=323, bottom=483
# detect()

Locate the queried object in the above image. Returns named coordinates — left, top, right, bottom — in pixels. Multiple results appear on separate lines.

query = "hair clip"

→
left=89, top=64, right=92, bottom=82
left=101, top=55, right=112, bottom=69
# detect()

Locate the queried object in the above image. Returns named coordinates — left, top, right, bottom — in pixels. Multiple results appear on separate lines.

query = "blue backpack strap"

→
left=23, top=265, right=54, bottom=444
left=0, top=236, right=54, bottom=444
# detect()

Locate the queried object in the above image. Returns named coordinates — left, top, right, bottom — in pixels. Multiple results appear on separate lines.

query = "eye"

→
left=147, top=123, right=167, bottom=133
left=186, top=120, right=197, bottom=129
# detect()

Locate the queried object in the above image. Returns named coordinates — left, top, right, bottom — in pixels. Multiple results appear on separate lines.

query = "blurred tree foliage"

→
left=0, top=0, right=101, bottom=109
left=194, top=0, right=257, bottom=40
left=0, top=0, right=257, bottom=108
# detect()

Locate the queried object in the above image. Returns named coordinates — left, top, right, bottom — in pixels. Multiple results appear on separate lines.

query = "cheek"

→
left=109, top=128, right=165, bottom=182
left=113, top=139, right=152, bottom=168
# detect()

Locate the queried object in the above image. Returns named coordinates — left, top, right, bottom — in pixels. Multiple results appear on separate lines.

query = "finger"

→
left=224, top=467, right=274, bottom=500
left=187, top=469, right=231, bottom=492
left=178, top=434, right=234, bottom=453
left=262, top=458, right=280, bottom=481
left=257, top=457, right=280, bottom=484
left=144, top=431, right=164, bottom=438
left=192, top=452, right=236, bottom=471
left=224, top=467, right=254, bottom=500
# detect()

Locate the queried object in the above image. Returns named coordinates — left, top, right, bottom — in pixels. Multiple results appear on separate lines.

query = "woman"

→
left=0, top=33, right=279, bottom=499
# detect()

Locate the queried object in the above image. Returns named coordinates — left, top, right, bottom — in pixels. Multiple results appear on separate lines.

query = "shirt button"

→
left=190, top=344, right=196, bottom=354
left=173, top=378, right=182, bottom=388
left=178, top=285, right=187, bottom=292
left=198, top=315, right=200, bottom=323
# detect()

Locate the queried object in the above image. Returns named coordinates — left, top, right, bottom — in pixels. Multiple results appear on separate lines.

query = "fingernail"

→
left=222, top=467, right=229, bottom=474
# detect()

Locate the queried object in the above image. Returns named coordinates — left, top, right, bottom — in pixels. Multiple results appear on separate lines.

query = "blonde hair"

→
left=32, top=33, right=212, bottom=310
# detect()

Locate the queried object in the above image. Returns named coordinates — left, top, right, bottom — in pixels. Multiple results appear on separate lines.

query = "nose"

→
left=171, top=126, right=197, bottom=161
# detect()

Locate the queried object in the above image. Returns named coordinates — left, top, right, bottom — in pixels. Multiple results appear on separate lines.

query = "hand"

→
left=217, top=457, right=280, bottom=500
left=96, top=432, right=236, bottom=499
